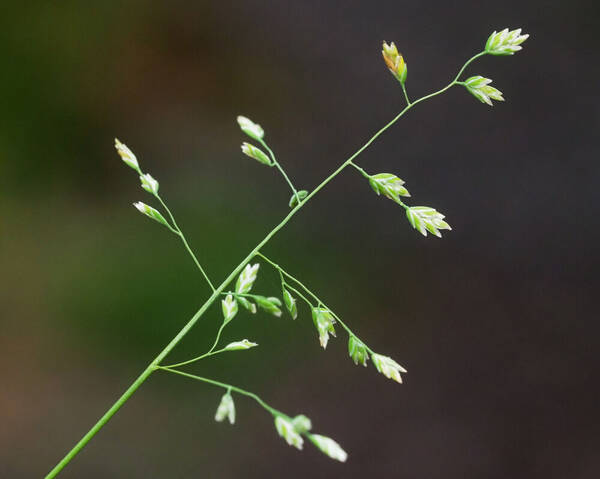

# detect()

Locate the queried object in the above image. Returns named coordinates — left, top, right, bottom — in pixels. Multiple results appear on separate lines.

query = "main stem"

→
left=46, top=52, right=484, bottom=478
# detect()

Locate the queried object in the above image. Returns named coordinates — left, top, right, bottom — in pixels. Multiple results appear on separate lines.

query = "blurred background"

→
left=1, top=1, right=598, bottom=477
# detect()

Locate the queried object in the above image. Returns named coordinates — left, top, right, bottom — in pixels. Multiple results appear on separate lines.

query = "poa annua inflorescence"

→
left=46, top=27, right=529, bottom=477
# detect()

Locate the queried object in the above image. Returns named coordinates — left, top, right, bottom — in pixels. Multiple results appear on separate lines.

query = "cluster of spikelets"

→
left=382, top=27, right=528, bottom=108
left=212, top=260, right=410, bottom=460
left=238, top=114, right=452, bottom=238
left=237, top=25, right=531, bottom=241
left=201, top=271, right=350, bottom=460
left=215, top=389, right=348, bottom=462
left=463, top=28, right=529, bottom=106
left=226, top=262, right=409, bottom=379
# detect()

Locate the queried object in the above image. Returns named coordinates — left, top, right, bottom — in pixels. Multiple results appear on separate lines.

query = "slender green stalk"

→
left=256, top=253, right=320, bottom=305
left=348, top=160, right=371, bottom=179
left=157, top=366, right=283, bottom=417
left=161, top=320, right=229, bottom=369
left=273, top=263, right=315, bottom=309
left=453, top=51, right=486, bottom=81
left=157, top=195, right=216, bottom=292
left=401, top=82, right=411, bottom=106
left=258, top=138, right=301, bottom=204
left=206, top=320, right=228, bottom=354
left=45, top=51, right=485, bottom=478
left=161, top=347, right=229, bottom=369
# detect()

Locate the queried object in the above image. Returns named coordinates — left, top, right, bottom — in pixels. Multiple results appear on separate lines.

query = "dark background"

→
left=1, top=1, right=598, bottom=477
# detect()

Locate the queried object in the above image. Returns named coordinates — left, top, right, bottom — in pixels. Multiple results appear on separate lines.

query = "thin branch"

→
left=162, top=313, right=229, bottom=369
left=256, top=251, right=374, bottom=353
left=348, top=160, right=371, bottom=179
left=157, top=366, right=284, bottom=417
left=258, top=138, right=301, bottom=204
left=401, top=82, right=411, bottom=106
left=157, top=195, right=216, bottom=292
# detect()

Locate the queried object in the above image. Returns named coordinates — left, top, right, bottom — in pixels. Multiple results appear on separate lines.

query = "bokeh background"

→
left=2, top=1, right=598, bottom=477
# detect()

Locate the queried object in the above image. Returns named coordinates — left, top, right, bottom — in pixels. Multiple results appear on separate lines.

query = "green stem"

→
left=277, top=268, right=314, bottom=308
left=157, top=195, right=216, bottom=292
left=161, top=347, right=228, bottom=369
left=207, top=320, right=228, bottom=354
left=452, top=51, right=486, bottom=82
left=162, top=320, right=229, bottom=369
left=257, top=252, right=371, bottom=350
left=256, top=252, right=319, bottom=304
left=44, top=365, right=154, bottom=479
left=45, top=51, right=484, bottom=478
left=45, top=285, right=226, bottom=479
left=157, top=367, right=283, bottom=417
left=259, top=139, right=300, bottom=204
left=348, top=161, right=371, bottom=179
left=164, top=221, right=181, bottom=235
left=401, top=82, right=411, bottom=106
